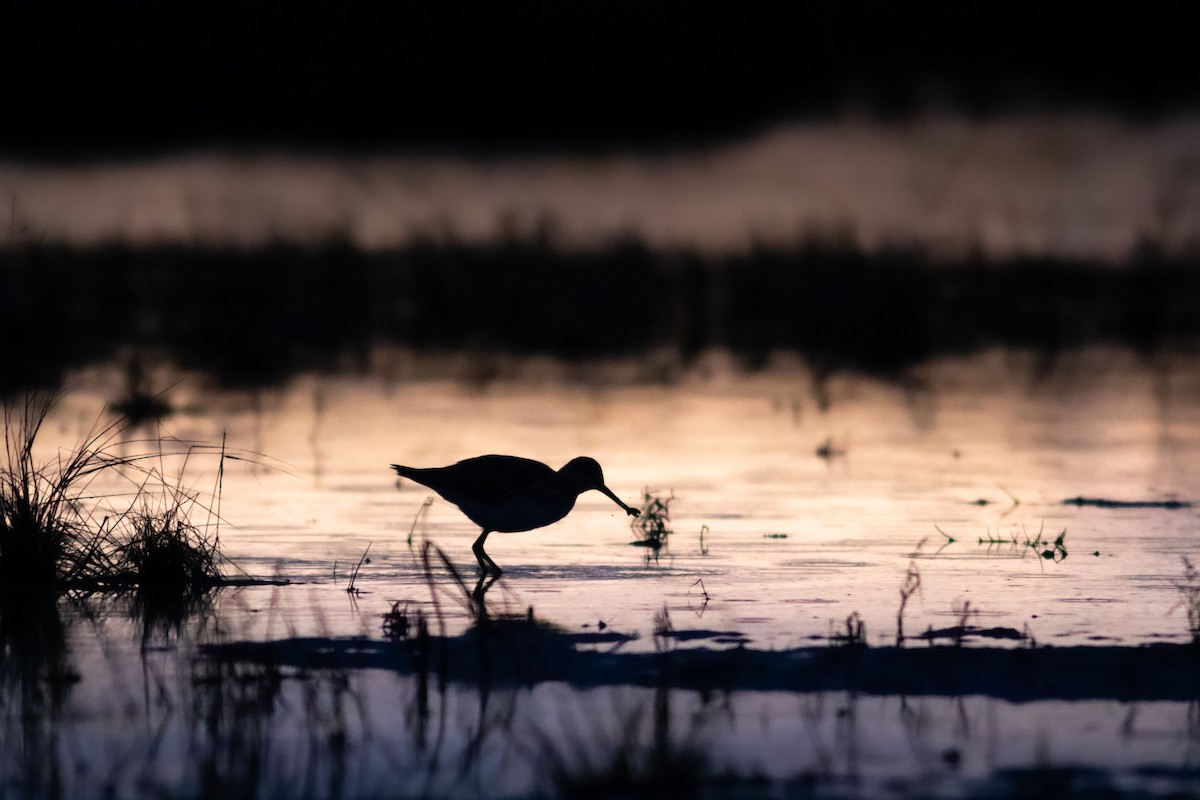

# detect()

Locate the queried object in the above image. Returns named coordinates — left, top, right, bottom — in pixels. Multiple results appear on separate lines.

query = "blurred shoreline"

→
left=4, top=115, right=1199, bottom=263
left=2, top=236, right=1197, bottom=394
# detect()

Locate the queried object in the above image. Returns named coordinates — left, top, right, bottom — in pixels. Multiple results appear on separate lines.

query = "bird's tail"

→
left=391, top=463, right=416, bottom=479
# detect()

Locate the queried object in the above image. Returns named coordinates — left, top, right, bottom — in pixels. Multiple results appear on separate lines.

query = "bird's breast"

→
left=461, top=493, right=577, bottom=533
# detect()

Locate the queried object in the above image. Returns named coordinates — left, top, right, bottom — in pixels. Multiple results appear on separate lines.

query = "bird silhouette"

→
left=391, top=455, right=640, bottom=575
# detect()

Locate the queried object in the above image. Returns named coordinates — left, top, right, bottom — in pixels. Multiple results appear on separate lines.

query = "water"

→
left=64, top=345, right=1200, bottom=646
left=6, top=346, right=1200, bottom=798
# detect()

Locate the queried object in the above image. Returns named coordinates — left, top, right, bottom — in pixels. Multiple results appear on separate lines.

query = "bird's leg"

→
left=472, top=529, right=503, bottom=575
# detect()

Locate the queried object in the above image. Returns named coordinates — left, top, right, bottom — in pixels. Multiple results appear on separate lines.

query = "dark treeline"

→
left=3, top=1, right=1199, bottom=157
left=2, top=239, right=1198, bottom=393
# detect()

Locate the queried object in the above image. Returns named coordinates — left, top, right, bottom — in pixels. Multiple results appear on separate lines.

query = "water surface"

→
left=7, top=346, right=1200, bottom=798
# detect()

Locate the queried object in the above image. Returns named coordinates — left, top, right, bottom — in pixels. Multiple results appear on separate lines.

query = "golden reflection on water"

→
left=49, top=346, right=1200, bottom=649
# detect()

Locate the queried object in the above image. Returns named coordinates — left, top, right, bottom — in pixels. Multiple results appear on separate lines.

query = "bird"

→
left=391, top=455, right=640, bottom=575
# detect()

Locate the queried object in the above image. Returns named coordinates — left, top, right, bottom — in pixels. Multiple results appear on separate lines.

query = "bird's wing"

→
left=394, top=455, right=554, bottom=507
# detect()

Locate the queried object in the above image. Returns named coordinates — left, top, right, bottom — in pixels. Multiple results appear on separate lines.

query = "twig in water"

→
left=346, top=543, right=372, bottom=595
left=1172, top=556, right=1200, bottom=642
left=896, top=542, right=923, bottom=646
left=952, top=599, right=975, bottom=646
left=407, top=496, right=434, bottom=546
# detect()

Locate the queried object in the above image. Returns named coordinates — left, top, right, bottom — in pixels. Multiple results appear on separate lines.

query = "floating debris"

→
left=1063, top=497, right=1192, bottom=509
left=815, top=437, right=845, bottom=460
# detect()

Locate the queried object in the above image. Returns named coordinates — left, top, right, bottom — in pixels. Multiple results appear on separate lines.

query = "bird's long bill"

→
left=598, top=484, right=640, bottom=517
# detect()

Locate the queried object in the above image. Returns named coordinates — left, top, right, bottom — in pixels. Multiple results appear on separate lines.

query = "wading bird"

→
left=391, top=455, right=640, bottom=575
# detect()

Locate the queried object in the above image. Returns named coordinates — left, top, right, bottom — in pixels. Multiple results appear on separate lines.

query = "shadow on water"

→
left=0, top=589, right=76, bottom=797
left=194, top=574, right=1200, bottom=797
left=1, top=575, right=1199, bottom=799
left=202, top=619, right=1200, bottom=703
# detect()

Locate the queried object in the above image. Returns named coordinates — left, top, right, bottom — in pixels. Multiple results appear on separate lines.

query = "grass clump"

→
left=0, top=394, right=119, bottom=587
left=1, top=392, right=237, bottom=597
left=114, top=507, right=220, bottom=594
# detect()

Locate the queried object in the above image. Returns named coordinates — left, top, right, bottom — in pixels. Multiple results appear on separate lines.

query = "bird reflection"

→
left=473, top=572, right=499, bottom=604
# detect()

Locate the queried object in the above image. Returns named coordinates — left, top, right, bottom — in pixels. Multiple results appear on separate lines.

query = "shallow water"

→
left=8, top=346, right=1200, bottom=797
left=53, top=345, right=1200, bottom=647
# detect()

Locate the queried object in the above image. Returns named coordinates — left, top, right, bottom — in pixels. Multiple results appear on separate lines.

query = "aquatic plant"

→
left=344, top=543, right=371, bottom=595
left=1042, top=529, right=1068, bottom=562
left=969, top=522, right=1068, bottom=563
left=630, top=490, right=673, bottom=552
left=1, top=392, right=245, bottom=597
left=0, top=394, right=123, bottom=586
left=115, top=440, right=224, bottom=590
left=114, top=505, right=220, bottom=594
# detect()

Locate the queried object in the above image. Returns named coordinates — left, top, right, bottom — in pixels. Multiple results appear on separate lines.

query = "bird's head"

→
left=560, top=456, right=640, bottom=517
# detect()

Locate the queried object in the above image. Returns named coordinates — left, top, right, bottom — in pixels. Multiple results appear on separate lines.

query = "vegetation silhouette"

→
left=4, top=238, right=1200, bottom=394
left=1, top=392, right=277, bottom=598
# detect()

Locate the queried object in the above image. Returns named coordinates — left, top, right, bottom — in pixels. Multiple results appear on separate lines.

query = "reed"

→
left=1, top=391, right=240, bottom=596
left=896, top=545, right=923, bottom=647
left=344, top=543, right=371, bottom=595
left=114, top=505, right=220, bottom=594
left=1176, top=556, right=1200, bottom=643
left=0, top=393, right=125, bottom=586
